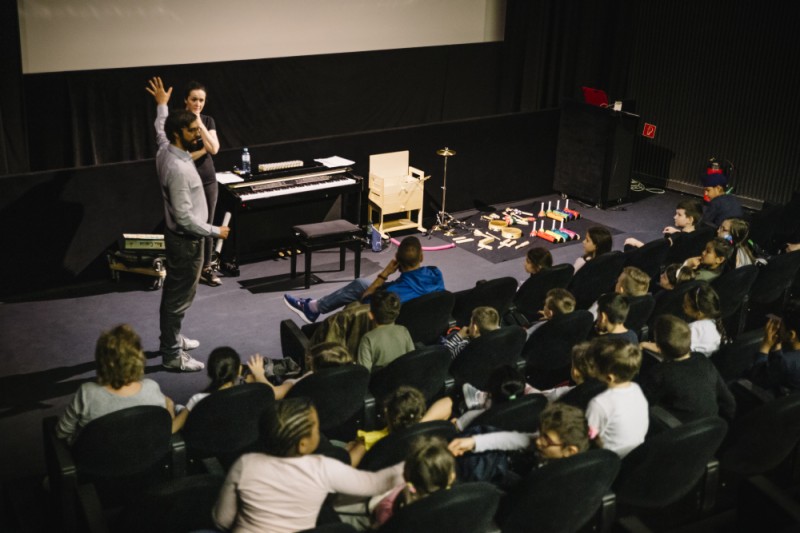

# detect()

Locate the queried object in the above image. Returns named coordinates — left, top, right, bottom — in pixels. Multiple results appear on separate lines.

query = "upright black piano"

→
left=217, top=160, right=363, bottom=263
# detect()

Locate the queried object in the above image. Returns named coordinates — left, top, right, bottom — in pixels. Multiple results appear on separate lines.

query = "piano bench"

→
left=291, top=220, right=363, bottom=289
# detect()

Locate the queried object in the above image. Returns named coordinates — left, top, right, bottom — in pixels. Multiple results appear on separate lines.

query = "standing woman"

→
left=184, top=81, right=222, bottom=286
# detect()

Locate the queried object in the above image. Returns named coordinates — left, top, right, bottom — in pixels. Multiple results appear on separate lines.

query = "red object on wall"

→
left=642, top=123, right=657, bottom=139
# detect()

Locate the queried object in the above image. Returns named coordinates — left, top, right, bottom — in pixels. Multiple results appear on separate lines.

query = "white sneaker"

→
left=181, top=336, right=200, bottom=350
left=163, top=351, right=205, bottom=372
left=463, top=383, right=489, bottom=409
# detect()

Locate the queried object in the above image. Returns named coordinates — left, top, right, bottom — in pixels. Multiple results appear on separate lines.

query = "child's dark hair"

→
left=485, top=365, right=526, bottom=404
left=571, top=342, right=595, bottom=381
left=308, top=342, right=353, bottom=370
left=676, top=199, right=703, bottom=226
left=653, top=315, right=692, bottom=360
left=683, top=283, right=727, bottom=341
left=706, top=237, right=735, bottom=268
left=597, top=293, right=630, bottom=325
left=585, top=226, right=613, bottom=259
left=588, top=337, right=642, bottom=383
left=371, top=290, right=402, bottom=325
left=526, top=247, right=553, bottom=271
left=205, top=346, right=241, bottom=392
left=663, top=263, right=696, bottom=287
left=400, top=436, right=455, bottom=508
left=384, top=386, right=426, bottom=431
left=263, top=397, right=316, bottom=457
left=396, top=236, right=423, bottom=270
left=539, top=403, right=600, bottom=453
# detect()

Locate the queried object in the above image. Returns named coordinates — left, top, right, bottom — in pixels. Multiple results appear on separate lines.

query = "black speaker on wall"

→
left=552, top=99, right=638, bottom=208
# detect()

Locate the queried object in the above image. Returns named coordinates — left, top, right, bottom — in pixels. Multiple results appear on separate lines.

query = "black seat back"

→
left=500, top=449, right=621, bottom=533
left=359, top=421, right=457, bottom=472
left=625, top=294, right=656, bottom=341
left=614, top=417, right=728, bottom=509
left=181, top=383, right=275, bottom=465
left=451, top=276, right=519, bottom=327
left=568, top=251, right=627, bottom=309
left=287, top=365, right=370, bottom=434
left=379, top=482, right=501, bottom=533
left=513, top=264, right=575, bottom=322
left=624, top=238, right=670, bottom=281
left=369, top=345, right=451, bottom=404
left=72, top=405, right=173, bottom=480
left=448, top=327, right=526, bottom=389
left=396, top=291, right=455, bottom=345
left=664, top=226, right=715, bottom=265
left=467, top=394, right=548, bottom=433
left=523, top=310, right=594, bottom=389
left=719, top=393, right=800, bottom=476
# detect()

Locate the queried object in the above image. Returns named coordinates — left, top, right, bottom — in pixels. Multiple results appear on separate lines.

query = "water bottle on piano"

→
left=241, top=147, right=251, bottom=174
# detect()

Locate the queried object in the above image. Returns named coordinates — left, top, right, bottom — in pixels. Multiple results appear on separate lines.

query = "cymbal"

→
left=436, top=147, right=456, bottom=157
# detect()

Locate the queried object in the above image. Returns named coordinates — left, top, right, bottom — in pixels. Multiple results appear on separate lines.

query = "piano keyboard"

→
left=237, top=174, right=357, bottom=201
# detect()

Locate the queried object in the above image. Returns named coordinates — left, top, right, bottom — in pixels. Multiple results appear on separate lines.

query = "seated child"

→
left=718, top=218, right=760, bottom=268
left=574, top=226, right=613, bottom=272
left=681, top=237, right=734, bottom=282
left=751, top=303, right=800, bottom=392
left=213, top=397, right=404, bottom=533
left=526, top=288, right=577, bottom=337
left=682, top=284, right=725, bottom=357
left=56, top=324, right=177, bottom=444
left=442, top=306, right=501, bottom=359
left=172, top=347, right=274, bottom=430
left=357, top=290, right=414, bottom=372
left=700, top=169, right=744, bottom=228
left=447, top=402, right=601, bottom=465
left=657, top=263, right=696, bottom=292
left=372, top=436, right=456, bottom=528
left=591, top=293, right=639, bottom=345
left=589, top=266, right=650, bottom=318
left=584, top=337, right=648, bottom=457
left=349, top=386, right=427, bottom=466
left=625, top=199, right=703, bottom=248
left=512, top=247, right=555, bottom=323
left=638, top=315, right=735, bottom=422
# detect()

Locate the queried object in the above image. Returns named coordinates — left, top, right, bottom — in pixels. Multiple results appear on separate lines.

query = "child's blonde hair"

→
left=539, top=403, right=600, bottom=453
left=544, top=288, right=576, bottom=317
left=618, top=267, right=650, bottom=296
left=587, top=337, right=642, bottom=383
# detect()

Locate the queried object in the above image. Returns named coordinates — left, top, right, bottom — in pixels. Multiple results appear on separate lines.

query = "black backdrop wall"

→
left=2, top=0, right=800, bottom=294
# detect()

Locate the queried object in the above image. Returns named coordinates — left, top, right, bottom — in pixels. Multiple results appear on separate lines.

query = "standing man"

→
left=147, top=77, right=229, bottom=371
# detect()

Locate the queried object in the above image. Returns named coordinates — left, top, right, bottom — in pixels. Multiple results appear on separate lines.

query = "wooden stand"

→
left=367, top=150, right=426, bottom=236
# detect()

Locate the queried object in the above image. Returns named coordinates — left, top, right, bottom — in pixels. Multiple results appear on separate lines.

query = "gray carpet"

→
left=0, top=188, right=685, bottom=483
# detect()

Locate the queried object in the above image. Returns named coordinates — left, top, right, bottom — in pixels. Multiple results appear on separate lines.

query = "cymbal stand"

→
left=431, top=147, right=466, bottom=235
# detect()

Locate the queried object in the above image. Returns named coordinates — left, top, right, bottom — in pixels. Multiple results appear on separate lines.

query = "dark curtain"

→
left=506, top=0, right=637, bottom=111
left=0, top=1, right=27, bottom=174
left=21, top=43, right=510, bottom=172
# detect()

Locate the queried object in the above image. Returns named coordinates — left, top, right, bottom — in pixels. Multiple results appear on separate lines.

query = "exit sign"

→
left=642, top=123, right=657, bottom=139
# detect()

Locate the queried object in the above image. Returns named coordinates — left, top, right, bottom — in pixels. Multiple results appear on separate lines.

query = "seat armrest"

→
left=650, top=405, right=683, bottom=429
left=599, top=492, right=617, bottom=533
left=700, top=459, right=719, bottom=512
left=76, top=483, right=109, bottom=533
left=169, top=432, right=186, bottom=478
left=42, top=416, right=79, bottom=530
left=363, top=392, right=377, bottom=432
left=280, top=319, right=312, bottom=371
left=731, top=378, right=774, bottom=404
